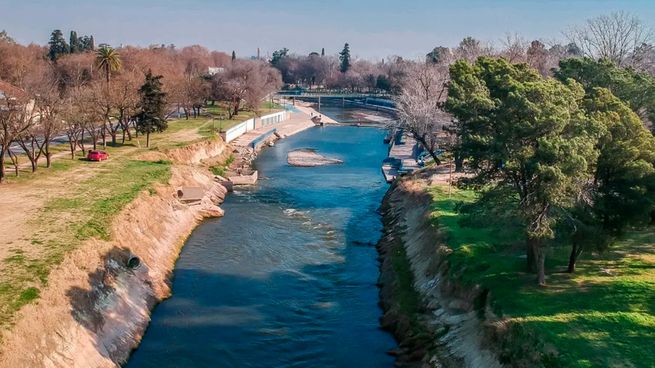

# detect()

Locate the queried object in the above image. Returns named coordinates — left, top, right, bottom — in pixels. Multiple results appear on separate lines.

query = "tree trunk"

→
left=80, top=130, right=86, bottom=154
left=126, top=121, right=133, bottom=141
left=414, top=134, right=441, bottom=165
left=536, top=246, right=546, bottom=286
left=101, top=126, right=107, bottom=148
left=0, top=148, right=7, bottom=182
left=567, top=243, right=583, bottom=273
left=45, top=141, right=52, bottom=168
left=146, top=132, right=150, bottom=148
left=8, top=149, right=18, bottom=176
left=454, top=152, right=464, bottom=172
left=68, top=139, right=76, bottom=159
left=527, top=237, right=538, bottom=273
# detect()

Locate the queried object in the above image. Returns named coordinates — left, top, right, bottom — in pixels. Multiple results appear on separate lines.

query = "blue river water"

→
left=127, top=122, right=397, bottom=367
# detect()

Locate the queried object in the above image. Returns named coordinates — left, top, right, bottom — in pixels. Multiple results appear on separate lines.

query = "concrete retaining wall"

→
left=221, top=111, right=289, bottom=143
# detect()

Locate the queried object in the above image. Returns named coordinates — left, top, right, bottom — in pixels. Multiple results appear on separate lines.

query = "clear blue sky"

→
left=1, top=0, right=654, bottom=60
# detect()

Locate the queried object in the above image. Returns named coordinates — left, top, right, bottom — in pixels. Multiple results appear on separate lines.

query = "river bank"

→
left=377, top=169, right=502, bottom=368
left=0, top=137, right=231, bottom=367
left=0, top=105, right=321, bottom=367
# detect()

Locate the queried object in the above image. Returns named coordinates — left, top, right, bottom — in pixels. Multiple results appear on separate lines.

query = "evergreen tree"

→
left=135, top=70, right=167, bottom=147
left=69, top=30, right=80, bottom=53
left=48, top=29, right=69, bottom=61
left=446, top=57, right=597, bottom=285
left=321, top=47, right=325, bottom=57
left=232, top=50, right=236, bottom=61
left=0, top=30, right=14, bottom=43
left=426, top=46, right=451, bottom=64
left=339, top=43, right=351, bottom=73
left=555, top=57, right=655, bottom=127
left=270, top=48, right=289, bottom=67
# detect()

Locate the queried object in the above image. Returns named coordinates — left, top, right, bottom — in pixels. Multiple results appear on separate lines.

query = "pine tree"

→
left=69, top=30, right=80, bottom=53
left=135, top=70, right=167, bottom=147
left=321, top=47, right=325, bottom=57
left=231, top=50, right=236, bottom=61
left=339, top=43, right=351, bottom=73
left=48, top=29, right=69, bottom=61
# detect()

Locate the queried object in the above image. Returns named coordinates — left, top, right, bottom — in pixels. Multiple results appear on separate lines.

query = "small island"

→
left=287, top=148, right=344, bottom=167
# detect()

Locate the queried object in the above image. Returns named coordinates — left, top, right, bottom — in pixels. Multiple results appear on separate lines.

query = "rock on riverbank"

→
left=287, top=148, right=343, bottom=167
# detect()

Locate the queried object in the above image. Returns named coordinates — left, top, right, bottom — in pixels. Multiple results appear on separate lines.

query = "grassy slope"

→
left=429, top=186, right=655, bottom=368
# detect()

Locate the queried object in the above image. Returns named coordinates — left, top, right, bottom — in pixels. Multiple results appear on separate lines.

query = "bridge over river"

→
left=276, top=91, right=397, bottom=115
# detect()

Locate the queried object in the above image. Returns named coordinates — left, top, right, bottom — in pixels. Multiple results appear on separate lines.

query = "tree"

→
left=0, top=30, right=14, bottom=43
left=270, top=48, right=289, bottom=67
left=243, top=62, right=282, bottom=112
left=48, top=29, right=69, bottom=61
left=565, top=88, right=655, bottom=272
left=62, top=87, right=87, bottom=159
left=95, top=46, right=121, bottom=85
left=426, top=46, right=451, bottom=64
left=446, top=57, right=596, bottom=285
left=29, top=71, right=64, bottom=168
left=526, top=40, right=549, bottom=76
left=321, top=47, right=325, bottom=57
left=231, top=50, right=236, bottom=61
left=135, top=70, right=167, bottom=147
left=500, top=34, right=527, bottom=63
left=394, top=62, right=450, bottom=165
left=554, top=57, right=655, bottom=127
left=69, top=31, right=80, bottom=54
left=0, top=85, right=34, bottom=182
left=339, top=43, right=351, bottom=73
left=80, top=35, right=95, bottom=51
left=212, top=60, right=281, bottom=117
left=455, top=36, right=487, bottom=61
left=566, top=12, right=654, bottom=67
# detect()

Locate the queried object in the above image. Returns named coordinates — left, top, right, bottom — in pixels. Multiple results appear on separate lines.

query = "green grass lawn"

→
left=429, top=186, right=655, bottom=367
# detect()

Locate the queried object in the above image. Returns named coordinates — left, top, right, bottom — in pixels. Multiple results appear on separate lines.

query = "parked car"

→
left=87, top=150, right=109, bottom=161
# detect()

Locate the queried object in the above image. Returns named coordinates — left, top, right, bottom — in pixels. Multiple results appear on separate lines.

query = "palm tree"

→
left=95, top=46, right=122, bottom=86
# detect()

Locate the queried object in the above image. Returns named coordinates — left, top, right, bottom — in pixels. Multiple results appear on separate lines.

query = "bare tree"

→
left=393, top=62, right=451, bottom=165
left=61, top=90, right=85, bottom=159
left=213, top=60, right=281, bottom=118
left=30, top=73, right=64, bottom=167
left=455, top=36, right=492, bottom=62
left=110, top=71, right=140, bottom=142
left=501, top=33, right=528, bottom=63
left=0, top=86, right=34, bottom=182
left=14, top=125, right=43, bottom=172
left=566, top=12, right=654, bottom=66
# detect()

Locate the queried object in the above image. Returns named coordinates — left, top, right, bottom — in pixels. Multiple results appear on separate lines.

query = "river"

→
left=127, top=108, right=397, bottom=368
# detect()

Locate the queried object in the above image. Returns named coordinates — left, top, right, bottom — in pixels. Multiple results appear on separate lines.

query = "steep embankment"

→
left=378, top=170, right=502, bottom=368
left=0, top=138, right=231, bottom=368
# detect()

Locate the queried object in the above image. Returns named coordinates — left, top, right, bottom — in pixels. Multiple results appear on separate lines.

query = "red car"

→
left=87, top=150, right=109, bottom=161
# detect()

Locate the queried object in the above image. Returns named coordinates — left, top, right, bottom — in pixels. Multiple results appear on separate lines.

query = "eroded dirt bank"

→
left=378, top=170, right=503, bottom=368
left=0, top=138, right=231, bottom=368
